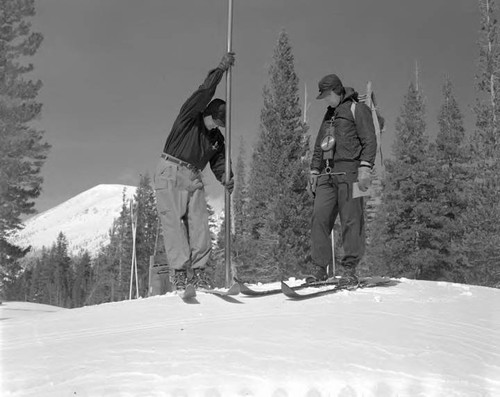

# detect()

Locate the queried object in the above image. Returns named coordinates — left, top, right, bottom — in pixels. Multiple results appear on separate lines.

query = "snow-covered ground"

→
left=1, top=278, right=499, bottom=397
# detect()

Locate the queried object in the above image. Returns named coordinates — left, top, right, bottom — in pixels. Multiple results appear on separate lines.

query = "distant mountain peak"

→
left=11, top=184, right=137, bottom=257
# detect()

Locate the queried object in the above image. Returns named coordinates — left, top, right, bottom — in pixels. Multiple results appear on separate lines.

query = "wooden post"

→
left=129, top=201, right=138, bottom=299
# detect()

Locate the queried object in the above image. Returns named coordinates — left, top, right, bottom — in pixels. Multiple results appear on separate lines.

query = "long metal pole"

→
left=224, top=0, right=233, bottom=287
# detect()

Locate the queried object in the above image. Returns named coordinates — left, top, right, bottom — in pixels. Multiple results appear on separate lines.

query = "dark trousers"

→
left=311, top=172, right=365, bottom=271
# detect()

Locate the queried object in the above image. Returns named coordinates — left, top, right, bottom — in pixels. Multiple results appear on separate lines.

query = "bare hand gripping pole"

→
left=224, top=0, right=233, bottom=287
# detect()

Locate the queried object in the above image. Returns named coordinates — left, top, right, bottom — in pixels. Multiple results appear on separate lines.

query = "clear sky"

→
left=29, top=0, right=479, bottom=215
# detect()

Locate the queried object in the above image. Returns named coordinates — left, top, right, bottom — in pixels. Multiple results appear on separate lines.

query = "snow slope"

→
left=10, top=184, right=136, bottom=257
left=1, top=279, right=499, bottom=397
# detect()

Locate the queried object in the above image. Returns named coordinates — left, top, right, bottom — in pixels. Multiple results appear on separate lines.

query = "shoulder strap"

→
left=351, top=97, right=382, bottom=171
left=350, top=102, right=356, bottom=121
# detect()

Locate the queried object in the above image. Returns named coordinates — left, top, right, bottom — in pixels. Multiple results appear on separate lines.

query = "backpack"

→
left=350, top=81, right=385, bottom=172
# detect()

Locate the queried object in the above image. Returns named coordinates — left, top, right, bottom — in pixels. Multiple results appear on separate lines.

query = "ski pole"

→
left=330, top=231, right=335, bottom=277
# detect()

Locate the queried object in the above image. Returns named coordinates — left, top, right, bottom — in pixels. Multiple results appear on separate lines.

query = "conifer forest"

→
left=1, top=0, right=499, bottom=307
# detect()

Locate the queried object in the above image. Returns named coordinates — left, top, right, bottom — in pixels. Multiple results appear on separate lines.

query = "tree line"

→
left=224, top=2, right=500, bottom=288
left=1, top=1, right=499, bottom=308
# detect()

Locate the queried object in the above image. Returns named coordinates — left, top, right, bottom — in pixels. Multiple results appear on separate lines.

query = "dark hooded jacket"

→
left=163, top=67, right=228, bottom=182
left=311, top=87, right=377, bottom=172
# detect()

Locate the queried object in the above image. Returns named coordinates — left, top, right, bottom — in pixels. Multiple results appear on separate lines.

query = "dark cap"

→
left=316, top=74, right=344, bottom=99
left=205, top=98, right=226, bottom=127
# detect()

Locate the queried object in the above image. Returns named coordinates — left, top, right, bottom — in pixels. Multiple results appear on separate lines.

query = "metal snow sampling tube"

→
left=224, top=0, right=234, bottom=287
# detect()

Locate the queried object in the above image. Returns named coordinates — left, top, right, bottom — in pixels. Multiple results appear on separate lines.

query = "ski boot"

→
left=191, top=268, right=213, bottom=290
left=337, top=267, right=359, bottom=288
left=305, top=265, right=328, bottom=284
left=172, top=269, right=189, bottom=291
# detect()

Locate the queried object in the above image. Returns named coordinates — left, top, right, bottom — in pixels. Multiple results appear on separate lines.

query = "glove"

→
left=218, top=52, right=235, bottom=71
left=187, top=173, right=204, bottom=192
left=222, top=174, right=234, bottom=194
left=307, top=170, right=320, bottom=199
left=357, top=166, right=372, bottom=192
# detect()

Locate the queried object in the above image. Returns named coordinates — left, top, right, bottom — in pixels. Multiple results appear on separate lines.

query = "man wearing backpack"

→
left=307, top=74, right=377, bottom=285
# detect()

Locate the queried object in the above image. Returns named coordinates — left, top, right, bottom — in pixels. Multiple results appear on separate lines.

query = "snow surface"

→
left=10, top=184, right=136, bottom=257
left=1, top=278, right=499, bottom=397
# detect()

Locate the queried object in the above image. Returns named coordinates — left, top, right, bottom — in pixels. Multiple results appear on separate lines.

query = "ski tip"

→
left=280, top=280, right=306, bottom=299
left=226, top=282, right=241, bottom=295
left=179, top=284, right=197, bottom=300
left=280, top=280, right=294, bottom=294
left=234, top=279, right=254, bottom=293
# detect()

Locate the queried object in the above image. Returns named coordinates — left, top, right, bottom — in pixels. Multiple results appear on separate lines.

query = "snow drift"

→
left=1, top=278, right=499, bottom=396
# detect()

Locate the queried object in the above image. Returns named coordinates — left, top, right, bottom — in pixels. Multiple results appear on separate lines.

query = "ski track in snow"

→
left=1, top=279, right=499, bottom=397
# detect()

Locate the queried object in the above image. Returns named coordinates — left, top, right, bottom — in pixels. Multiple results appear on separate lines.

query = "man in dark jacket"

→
left=308, top=74, right=377, bottom=285
left=154, top=52, right=235, bottom=290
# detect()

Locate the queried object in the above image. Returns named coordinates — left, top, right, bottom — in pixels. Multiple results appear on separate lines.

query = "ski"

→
left=236, top=281, right=283, bottom=296
left=281, top=280, right=342, bottom=299
left=281, top=276, right=392, bottom=300
left=235, top=278, right=341, bottom=297
left=178, top=284, right=197, bottom=300
left=198, top=283, right=241, bottom=297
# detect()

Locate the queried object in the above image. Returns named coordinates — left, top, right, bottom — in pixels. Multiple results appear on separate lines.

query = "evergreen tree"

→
left=207, top=202, right=226, bottom=287
left=86, top=190, right=133, bottom=303
left=370, top=79, right=472, bottom=281
left=245, top=31, right=310, bottom=282
left=134, top=174, right=158, bottom=296
left=369, top=82, right=442, bottom=279
left=30, top=248, right=52, bottom=304
left=229, top=137, right=251, bottom=279
left=86, top=249, right=115, bottom=305
left=233, top=137, right=248, bottom=240
left=0, top=0, right=50, bottom=295
left=28, top=256, right=42, bottom=302
left=431, top=78, right=471, bottom=281
left=52, top=232, right=72, bottom=307
left=118, top=189, right=133, bottom=298
left=475, top=0, right=500, bottom=152
left=465, top=0, right=500, bottom=286
left=109, top=188, right=134, bottom=300
left=72, top=251, right=92, bottom=307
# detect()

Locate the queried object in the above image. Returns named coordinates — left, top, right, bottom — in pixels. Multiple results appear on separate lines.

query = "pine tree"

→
left=30, top=248, right=52, bottom=304
left=207, top=202, right=226, bottom=287
left=233, top=137, right=248, bottom=240
left=369, top=82, right=442, bottom=279
left=245, top=31, right=310, bottom=282
left=52, top=232, right=72, bottom=307
left=228, top=137, right=252, bottom=279
left=87, top=190, right=133, bottom=303
left=465, top=0, right=500, bottom=286
left=72, top=251, right=92, bottom=307
left=432, top=78, right=471, bottom=282
left=475, top=0, right=500, bottom=153
left=370, top=79, right=474, bottom=281
left=133, top=174, right=158, bottom=297
left=0, top=0, right=50, bottom=295
left=111, top=189, right=133, bottom=300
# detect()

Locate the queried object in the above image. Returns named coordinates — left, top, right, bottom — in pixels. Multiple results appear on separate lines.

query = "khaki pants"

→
left=154, top=157, right=211, bottom=271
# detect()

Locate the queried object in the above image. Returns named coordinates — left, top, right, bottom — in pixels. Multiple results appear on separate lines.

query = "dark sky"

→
left=29, top=0, right=479, bottom=214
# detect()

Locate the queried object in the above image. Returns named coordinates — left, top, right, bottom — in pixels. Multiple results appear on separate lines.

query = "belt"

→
left=161, top=153, right=198, bottom=171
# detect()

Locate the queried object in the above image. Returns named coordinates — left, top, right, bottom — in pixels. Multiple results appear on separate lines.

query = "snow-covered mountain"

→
left=11, top=184, right=136, bottom=257
left=1, top=278, right=499, bottom=396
